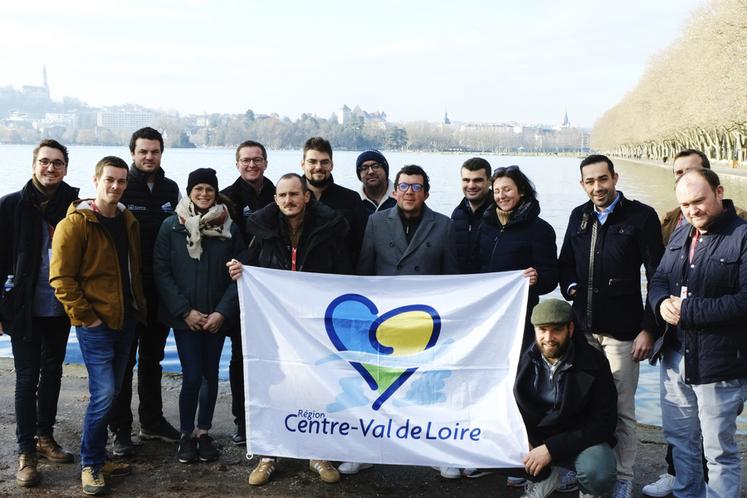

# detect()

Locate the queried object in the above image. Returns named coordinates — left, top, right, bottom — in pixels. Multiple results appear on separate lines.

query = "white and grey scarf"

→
left=175, top=197, right=232, bottom=260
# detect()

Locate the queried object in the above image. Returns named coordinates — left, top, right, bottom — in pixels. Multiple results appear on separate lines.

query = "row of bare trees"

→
left=592, top=0, right=747, bottom=162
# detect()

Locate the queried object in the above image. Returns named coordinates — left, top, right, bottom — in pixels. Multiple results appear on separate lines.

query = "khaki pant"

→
left=588, top=333, right=638, bottom=481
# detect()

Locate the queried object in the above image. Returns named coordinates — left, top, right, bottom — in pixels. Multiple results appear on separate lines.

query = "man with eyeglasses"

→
left=109, top=127, right=181, bottom=457
left=341, top=164, right=458, bottom=476
left=300, top=137, right=367, bottom=264
left=221, top=140, right=276, bottom=445
left=355, top=150, right=395, bottom=216
left=0, top=139, right=79, bottom=488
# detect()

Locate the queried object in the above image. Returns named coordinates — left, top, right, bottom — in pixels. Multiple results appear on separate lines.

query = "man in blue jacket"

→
left=558, top=154, right=663, bottom=498
left=648, top=168, right=747, bottom=498
left=450, top=157, right=491, bottom=274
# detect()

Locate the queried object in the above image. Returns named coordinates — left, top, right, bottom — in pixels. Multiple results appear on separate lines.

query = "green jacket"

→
left=153, top=213, right=246, bottom=331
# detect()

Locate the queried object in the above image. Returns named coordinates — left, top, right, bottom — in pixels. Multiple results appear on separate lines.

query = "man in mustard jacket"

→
left=50, top=156, right=146, bottom=496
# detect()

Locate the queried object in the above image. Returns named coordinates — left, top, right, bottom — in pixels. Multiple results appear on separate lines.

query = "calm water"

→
left=2, top=144, right=747, bottom=430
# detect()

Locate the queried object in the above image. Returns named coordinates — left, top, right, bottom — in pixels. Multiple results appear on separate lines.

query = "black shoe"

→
left=176, top=434, right=197, bottom=464
left=139, top=418, right=180, bottom=443
left=197, top=434, right=219, bottom=462
left=231, top=424, right=246, bottom=446
left=112, top=429, right=135, bottom=458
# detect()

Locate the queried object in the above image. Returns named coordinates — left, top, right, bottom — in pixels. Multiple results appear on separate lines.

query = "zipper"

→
left=585, top=219, right=598, bottom=331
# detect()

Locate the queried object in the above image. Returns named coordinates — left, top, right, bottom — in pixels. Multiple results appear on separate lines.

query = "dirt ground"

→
left=0, top=358, right=744, bottom=497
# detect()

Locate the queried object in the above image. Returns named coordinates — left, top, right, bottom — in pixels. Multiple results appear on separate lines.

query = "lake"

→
left=2, top=144, right=747, bottom=430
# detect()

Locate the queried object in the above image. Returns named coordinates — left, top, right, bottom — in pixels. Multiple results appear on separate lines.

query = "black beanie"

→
left=355, top=150, right=389, bottom=178
left=186, top=167, right=219, bottom=195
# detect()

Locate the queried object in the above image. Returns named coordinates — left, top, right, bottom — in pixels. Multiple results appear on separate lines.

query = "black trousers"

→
left=228, top=324, right=245, bottom=428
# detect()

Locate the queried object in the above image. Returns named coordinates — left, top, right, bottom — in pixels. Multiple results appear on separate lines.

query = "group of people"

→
left=0, top=128, right=744, bottom=497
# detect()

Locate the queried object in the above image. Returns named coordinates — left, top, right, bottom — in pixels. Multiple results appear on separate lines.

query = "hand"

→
left=660, top=295, right=682, bottom=326
left=227, top=259, right=243, bottom=281
left=522, top=267, right=538, bottom=286
left=203, top=312, right=225, bottom=334
left=631, top=330, right=653, bottom=361
left=568, top=285, right=577, bottom=298
left=523, top=444, right=552, bottom=477
left=85, top=318, right=103, bottom=328
left=184, top=310, right=208, bottom=331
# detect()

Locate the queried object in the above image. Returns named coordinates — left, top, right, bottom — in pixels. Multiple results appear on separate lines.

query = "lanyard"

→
left=291, top=247, right=297, bottom=272
left=689, top=229, right=701, bottom=263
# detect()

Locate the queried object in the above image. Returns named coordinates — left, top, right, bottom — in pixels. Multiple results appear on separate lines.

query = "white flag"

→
left=238, top=267, right=529, bottom=468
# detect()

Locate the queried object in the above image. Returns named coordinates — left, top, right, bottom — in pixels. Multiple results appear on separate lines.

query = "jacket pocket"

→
left=607, top=277, right=639, bottom=296
left=706, top=256, right=739, bottom=292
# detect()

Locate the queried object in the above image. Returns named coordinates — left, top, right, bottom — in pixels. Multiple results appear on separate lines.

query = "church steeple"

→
left=42, top=65, right=50, bottom=98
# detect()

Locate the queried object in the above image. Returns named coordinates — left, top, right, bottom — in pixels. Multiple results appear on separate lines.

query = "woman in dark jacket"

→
left=476, top=165, right=558, bottom=351
left=154, top=168, right=246, bottom=465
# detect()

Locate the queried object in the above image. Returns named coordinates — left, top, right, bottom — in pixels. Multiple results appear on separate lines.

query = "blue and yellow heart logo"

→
left=324, top=294, right=441, bottom=410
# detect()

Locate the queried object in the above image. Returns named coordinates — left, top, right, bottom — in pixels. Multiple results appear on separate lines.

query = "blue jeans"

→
left=661, top=348, right=746, bottom=498
left=11, top=316, right=70, bottom=454
left=173, top=329, right=225, bottom=433
left=76, top=319, right=135, bottom=469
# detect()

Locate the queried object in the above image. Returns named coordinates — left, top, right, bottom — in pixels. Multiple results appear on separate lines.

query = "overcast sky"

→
left=2, top=0, right=706, bottom=127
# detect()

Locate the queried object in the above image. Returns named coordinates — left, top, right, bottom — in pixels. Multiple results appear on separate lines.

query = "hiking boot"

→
left=197, top=434, right=219, bottom=462
left=139, top=418, right=180, bottom=443
left=36, top=435, right=74, bottom=463
left=231, top=424, right=246, bottom=445
left=338, top=462, right=373, bottom=474
left=309, top=459, right=340, bottom=483
left=16, top=453, right=41, bottom=488
left=81, top=466, right=107, bottom=496
left=177, top=434, right=197, bottom=464
left=102, top=459, right=132, bottom=477
left=248, top=458, right=276, bottom=486
left=112, top=429, right=135, bottom=457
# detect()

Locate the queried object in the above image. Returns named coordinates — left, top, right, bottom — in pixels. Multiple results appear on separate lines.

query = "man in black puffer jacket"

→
left=450, top=157, right=491, bottom=274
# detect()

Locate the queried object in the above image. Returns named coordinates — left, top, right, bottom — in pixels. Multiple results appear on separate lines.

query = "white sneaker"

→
left=642, top=473, right=674, bottom=497
left=338, top=462, right=373, bottom=475
left=431, top=466, right=461, bottom=479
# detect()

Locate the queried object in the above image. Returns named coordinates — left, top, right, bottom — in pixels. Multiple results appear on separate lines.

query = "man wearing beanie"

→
left=0, top=139, right=79, bottom=487
left=356, top=149, right=395, bottom=216
left=514, top=299, right=617, bottom=498
left=110, top=127, right=181, bottom=457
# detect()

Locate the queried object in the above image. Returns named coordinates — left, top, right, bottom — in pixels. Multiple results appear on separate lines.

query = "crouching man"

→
left=514, top=299, right=617, bottom=497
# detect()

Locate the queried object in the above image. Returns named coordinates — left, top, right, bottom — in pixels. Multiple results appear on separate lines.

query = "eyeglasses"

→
left=358, top=162, right=384, bottom=173
left=397, top=182, right=424, bottom=192
left=37, top=158, right=66, bottom=169
left=239, top=157, right=266, bottom=166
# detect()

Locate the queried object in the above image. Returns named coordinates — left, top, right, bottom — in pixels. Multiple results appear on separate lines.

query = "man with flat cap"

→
left=514, top=299, right=617, bottom=498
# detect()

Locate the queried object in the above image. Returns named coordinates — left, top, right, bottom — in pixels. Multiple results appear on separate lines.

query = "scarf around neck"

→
left=176, top=196, right=232, bottom=259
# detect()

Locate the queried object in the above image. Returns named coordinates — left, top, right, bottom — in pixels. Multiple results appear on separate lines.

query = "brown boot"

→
left=16, top=453, right=41, bottom=487
left=36, top=435, right=74, bottom=463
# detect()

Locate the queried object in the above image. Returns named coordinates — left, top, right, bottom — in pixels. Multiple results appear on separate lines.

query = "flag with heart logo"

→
left=238, top=266, right=530, bottom=468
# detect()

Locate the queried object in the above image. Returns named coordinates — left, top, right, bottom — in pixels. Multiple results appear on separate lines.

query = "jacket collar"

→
left=129, top=164, right=165, bottom=183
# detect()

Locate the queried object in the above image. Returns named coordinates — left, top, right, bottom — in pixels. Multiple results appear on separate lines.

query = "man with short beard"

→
left=300, top=137, right=367, bottom=264
left=514, top=299, right=617, bottom=498
left=355, top=149, right=395, bottom=216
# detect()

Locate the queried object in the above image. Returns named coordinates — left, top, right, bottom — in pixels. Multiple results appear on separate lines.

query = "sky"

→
left=1, top=0, right=707, bottom=127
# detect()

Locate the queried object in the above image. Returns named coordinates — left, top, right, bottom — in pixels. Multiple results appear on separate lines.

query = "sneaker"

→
left=309, top=459, right=340, bottom=483
left=16, top=453, right=41, bottom=488
left=176, top=434, right=197, bottom=464
left=338, top=462, right=373, bottom=474
left=81, top=466, right=107, bottom=496
left=508, top=476, right=528, bottom=487
left=112, top=429, right=135, bottom=457
left=197, top=434, right=219, bottom=462
left=556, top=469, right=578, bottom=492
left=612, top=479, right=633, bottom=498
left=36, top=435, right=74, bottom=463
left=102, top=460, right=132, bottom=478
left=231, top=424, right=246, bottom=446
left=431, top=466, right=461, bottom=479
left=139, top=418, right=180, bottom=443
left=642, top=474, right=674, bottom=497
left=521, top=467, right=561, bottom=498
left=248, top=458, right=275, bottom=486
left=463, top=468, right=493, bottom=478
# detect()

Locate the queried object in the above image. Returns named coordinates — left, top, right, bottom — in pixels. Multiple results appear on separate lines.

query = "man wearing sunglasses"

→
left=355, top=150, right=395, bottom=216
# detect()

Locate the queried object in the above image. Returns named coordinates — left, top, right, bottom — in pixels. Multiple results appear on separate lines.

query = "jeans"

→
left=661, top=348, right=746, bottom=498
left=228, top=324, right=245, bottom=428
left=527, top=443, right=617, bottom=495
left=109, top=303, right=170, bottom=433
left=11, top=316, right=71, bottom=454
left=76, top=319, right=136, bottom=468
left=589, top=333, right=638, bottom=480
left=173, top=329, right=225, bottom=433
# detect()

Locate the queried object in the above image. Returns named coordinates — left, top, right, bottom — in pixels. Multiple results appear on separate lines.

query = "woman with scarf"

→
left=476, top=165, right=558, bottom=352
left=153, top=168, right=246, bottom=464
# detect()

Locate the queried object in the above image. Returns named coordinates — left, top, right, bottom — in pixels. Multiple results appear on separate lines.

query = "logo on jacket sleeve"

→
left=161, top=202, right=174, bottom=212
